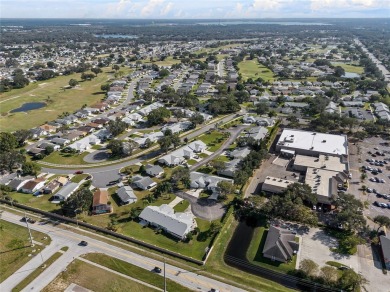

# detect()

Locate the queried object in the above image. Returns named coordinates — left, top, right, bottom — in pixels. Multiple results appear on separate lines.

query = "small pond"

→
left=342, top=72, right=360, bottom=78
left=10, top=102, right=46, bottom=113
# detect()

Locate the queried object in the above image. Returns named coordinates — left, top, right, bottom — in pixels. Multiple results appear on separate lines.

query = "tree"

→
left=209, top=222, right=222, bottom=235
left=334, top=66, right=345, bottom=77
left=0, top=132, right=18, bottom=154
left=91, top=67, right=102, bottom=76
left=61, top=187, right=93, bottom=215
left=107, top=140, right=123, bottom=157
left=147, top=107, right=171, bottom=126
left=189, top=113, right=205, bottom=126
left=171, top=167, right=190, bottom=188
left=320, top=266, right=339, bottom=285
left=217, top=181, right=235, bottom=200
left=112, top=64, right=120, bottom=72
left=122, top=140, right=138, bottom=156
left=21, top=161, right=41, bottom=176
left=46, top=61, right=57, bottom=68
left=38, top=70, right=56, bottom=80
left=339, top=269, right=368, bottom=291
left=373, top=215, right=390, bottom=232
left=129, top=207, right=142, bottom=221
left=12, top=74, right=29, bottom=88
left=13, top=129, right=32, bottom=147
left=158, top=136, right=172, bottom=153
left=255, top=102, right=270, bottom=115
left=45, top=145, right=54, bottom=155
left=108, top=118, right=128, bottom=136
left=334, top=193, right=366, bottom=232
left=101, top=83, right=110, bottom=92
left=68, top=79, right=79, bottom=87
left=81, top=72, right=95, bottom=81
left=144, top=138, right=152, bottom=148
left=159, top=69, right=170, bottom=78
left=210, top=160, right=226, bottom=173
left=299, top=259, right=318, bottom=277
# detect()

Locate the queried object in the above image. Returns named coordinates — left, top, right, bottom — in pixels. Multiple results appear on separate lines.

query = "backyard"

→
left=0, top=220, right=51, bottom=282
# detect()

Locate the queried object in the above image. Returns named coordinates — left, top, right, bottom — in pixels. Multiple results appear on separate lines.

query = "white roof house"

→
left=52, top=182, right=79, bottom=202
left=190, top=172, right=234, bottom=200
left=276, top=129, right=348, bottom=157
left=116, top=186, right=137, bottom=205
left=139, top=204, right=196, bottom=240
left=138, top=102, right=165, bottom=116
left=158, top=140, right=207, bottom=166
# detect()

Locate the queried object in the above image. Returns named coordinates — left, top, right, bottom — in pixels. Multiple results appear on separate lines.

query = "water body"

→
left=94, top=34, right=138, bottom=39
left=197, top=21, right=331, bottom=26
left=342, top=72, right=360, bottom=78
left=10, top=102, right=46, bottom=113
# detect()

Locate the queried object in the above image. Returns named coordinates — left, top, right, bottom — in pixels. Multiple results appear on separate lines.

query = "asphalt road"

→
left=42, top=113, right=239, bottom=188
left=0, top=211, right=245, bottom=292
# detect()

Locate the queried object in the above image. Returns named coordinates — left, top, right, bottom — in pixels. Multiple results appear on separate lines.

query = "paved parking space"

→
left=348, top=137, right=390, bottom=218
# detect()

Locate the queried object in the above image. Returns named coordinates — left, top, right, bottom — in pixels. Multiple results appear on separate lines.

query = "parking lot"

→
left=349, top=137, right=390, bottom=218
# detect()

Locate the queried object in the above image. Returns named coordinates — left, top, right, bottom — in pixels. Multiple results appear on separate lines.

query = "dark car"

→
left=374, top=201, right=380, bottom=207
left=106, top=179, right=120, bottom=186
left=338, top=266, right=350, bottom=271
left=153, top=267, right=162, bottom=273
left=79, top=240, right=88, bottom=246
left=74, top=170, right=84, bottom=174
left=21, top=217, right=36, bottom=224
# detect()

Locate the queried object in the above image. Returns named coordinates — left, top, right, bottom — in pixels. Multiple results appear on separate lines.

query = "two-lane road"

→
left=0, top=211, right=246, bottom=292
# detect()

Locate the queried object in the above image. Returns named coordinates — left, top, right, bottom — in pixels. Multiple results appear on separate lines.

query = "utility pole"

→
left=164, top=258, right=166, bottom=292
left=24, top=211, right=33, bottom=246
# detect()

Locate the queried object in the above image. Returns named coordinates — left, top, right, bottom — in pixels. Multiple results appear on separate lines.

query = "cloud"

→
left=310, top=0, right=387, bottom=10
left=161, top=2, right=173, bottom=15
left=141, top=0, right=165, bottom=16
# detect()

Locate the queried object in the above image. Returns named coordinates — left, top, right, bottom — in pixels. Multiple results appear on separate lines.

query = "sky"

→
left=1, top=0, right=389, bottom=19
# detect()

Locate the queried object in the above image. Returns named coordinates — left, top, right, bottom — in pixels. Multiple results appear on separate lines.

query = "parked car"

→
left=79, top=240, right=88, bottom=246
left=366, top=188, right=373, bottom=193
left=374, top=201, right=380, bottom=207
left=21, top=217, right=36, bottom=224
left=74, top=170, right=84, bottom=174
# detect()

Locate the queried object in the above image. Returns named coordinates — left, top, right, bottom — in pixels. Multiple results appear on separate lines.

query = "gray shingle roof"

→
left=263, top=226, right=299, bottom=262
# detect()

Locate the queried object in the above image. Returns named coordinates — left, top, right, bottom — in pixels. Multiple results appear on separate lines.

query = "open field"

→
left=0, top=67, right=116, bottom=132
left=83, top=253, right=191, bottom=292
left=198, top=130, right=227, bottom=152
left=246, top=225, right=297, bottom=274
left=331, top=62, right=364, bottom=74
left=0, top=220, right=51, bottom=282
left=42, top=259, right=156, bottom=292
left=238, top=58, right=274, bottom=82
left=12, top=251, right=63, bottom=292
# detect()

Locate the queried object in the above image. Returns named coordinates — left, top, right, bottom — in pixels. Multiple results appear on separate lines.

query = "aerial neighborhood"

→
left=0, top=16, right=390, bottom=292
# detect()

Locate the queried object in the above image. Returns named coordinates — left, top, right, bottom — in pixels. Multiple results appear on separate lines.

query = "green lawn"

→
left=0, top=67, right=114, bottom=132
left=42, top=259, right=156, bottom=292
left=238, top=58, right=275, bottom=82
left=83, top=253, right=191, bottom=292
left=42, top=151, right=90, bottom=165
left=173, top=200, right=190, bottom=212
left=7, top=192, right=61, bottom=212
left=12, top=252, right=63, bottom=292
left=199, top=131, right=227, bottom=152
left=70, top=174, right=88, bottom=183
left=246, top=226, right=297, bottom=274
left=331, top=62, right=364, bottom=74
left=0, top=220, right=51, bottom=282
left=213, top=155, right=230, bottom=163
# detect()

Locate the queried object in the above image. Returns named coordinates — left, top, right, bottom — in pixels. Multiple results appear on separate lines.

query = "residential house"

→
left=229, top=147, right=251, bottom=159
left=38, top=141, right=60, bottom=151
left=158, top=140, right=207, bottom=166
left=56, top=176, right=68, bottom=186
left=263, top=226, right=299, bottom=262
left=247, top=126, right=268, bottom=141
left=145, top=164, right=164, bottom=177
left=7, top=177, right=31, bottom=191
left=43, top=180, right=60, bottom=194
left=40, top=124, right=58, bottom=133
left=243, top=115, right=257, bottom=124
left=51, top=137, right=70, bottom=146
left=219, top=159, right=241, bottom=178
left=92, top=189, right=112, bottom=215
left=190, top=171, right=234, bottom=200
left=30, top=127, right=47, bottom=139
left=256, top=118, right=275, bottom=127
left=139, top=204, right=196, bottom=240
left=20, top=178, right=46, bottom=194
left=132, top=175, right=157, bottom=190
left=116, top=186, right=138, bottom=205
left=52, top=182, right=79, bottom=202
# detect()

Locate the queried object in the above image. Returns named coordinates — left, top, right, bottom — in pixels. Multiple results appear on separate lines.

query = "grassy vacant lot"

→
left=238, top=58, right=274, bottom=82
left=12, top=252, right=63, bottom=292
left=199, top=130, right=227, bottom=152
left=8, top=191, right=61, bottom=212
left=246, top=226, right=297, bottom=274
left=0, top=220, right=51, bottom=282
left=204, top=215, right=293, bottom=292
left=173, top=200, right=190, bottom=212
left=83, top=253, right=191, bottom=292
left=42, top=151, right=90, bottom=165
left=331, top=62, right=364, bottom=74
left=0, top=67, right=113, bottom=132
left=42, top=259, right=156, bottom=292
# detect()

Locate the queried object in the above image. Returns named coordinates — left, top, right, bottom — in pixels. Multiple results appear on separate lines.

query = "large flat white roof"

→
left=277, top=129, right=348, bottom=156
left=294, top=154, right=347, bottom=173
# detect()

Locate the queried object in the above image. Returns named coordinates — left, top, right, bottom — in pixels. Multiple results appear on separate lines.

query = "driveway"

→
left=175, top=191, right=226, bottom=221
